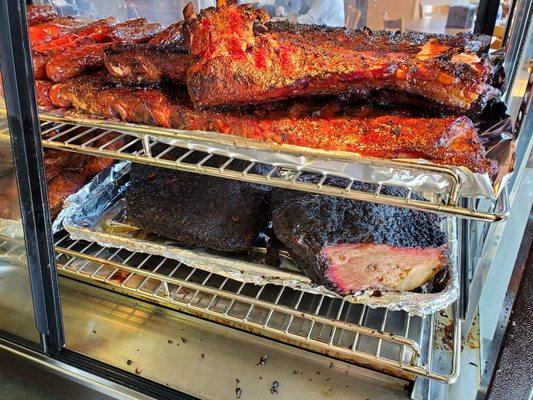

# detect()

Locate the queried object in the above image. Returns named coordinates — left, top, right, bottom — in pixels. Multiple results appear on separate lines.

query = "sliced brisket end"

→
left=126, top=163, right=270, bottom=252
left=321, top=244, right=446, bottom=292
left=271, top=185, right=448, bottom=293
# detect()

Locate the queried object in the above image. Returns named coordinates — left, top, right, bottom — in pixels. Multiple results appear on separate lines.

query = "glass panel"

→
left=0, top=70, right=41, bottom=344
left=33, top=0, right=504, bottom=33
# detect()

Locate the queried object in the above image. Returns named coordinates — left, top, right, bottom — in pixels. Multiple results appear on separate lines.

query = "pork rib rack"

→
left=43, top=18, right=163, bottom=83
left=27, top=5, right=58, bottom=26
left=187, top=3, right=499, bottom=113
left=49, top=75, right=498, bottom=175
left=103, top=7, right=195, bottom=86
left=104, top=43, right=190, bottom=85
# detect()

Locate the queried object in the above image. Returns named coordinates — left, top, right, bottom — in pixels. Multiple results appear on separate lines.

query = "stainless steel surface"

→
left=59, top=277, right=411, bottom=400
left=463, top=52, right=532, bottom=337
left=0, top=229, right=460, bottom=384
left=26, top=116, right=509, bottom=222
left=0, top=338, right=156, bottom=400
left=53, top=228, right=461, bottom=384
left=0, top=250, right=413, bottom=400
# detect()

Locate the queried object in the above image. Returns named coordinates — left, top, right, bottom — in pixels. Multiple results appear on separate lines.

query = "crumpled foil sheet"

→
left=61, top=162, right=459, bottom=315
left=0, top=165, right=119, bottom=238
left=42, top=102, right=515, bottom=200
left=0, top=218, right=23, bottom=238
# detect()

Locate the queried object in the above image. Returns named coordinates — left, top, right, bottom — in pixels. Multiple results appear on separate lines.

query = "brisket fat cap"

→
left=126, top=163, right=270, bottom=252
left=271, top=184, right=448, bottom=294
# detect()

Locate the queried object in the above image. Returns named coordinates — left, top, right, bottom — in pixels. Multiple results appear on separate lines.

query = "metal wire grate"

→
left=30, top=117, right=508, bottom=222
left=0, top=113, right=510, bottom=221
left=0, top=229, right=460, bottom=382
left=48, top=230, right=464, bottom=383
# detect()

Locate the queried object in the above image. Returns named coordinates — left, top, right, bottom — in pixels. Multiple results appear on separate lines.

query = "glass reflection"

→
left=32, top=0, right=509, bottom=46
left=0, top=75, right=40, bottom=344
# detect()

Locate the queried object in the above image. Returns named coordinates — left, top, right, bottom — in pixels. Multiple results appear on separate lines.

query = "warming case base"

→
left=0, top=229, right=461, bottom=384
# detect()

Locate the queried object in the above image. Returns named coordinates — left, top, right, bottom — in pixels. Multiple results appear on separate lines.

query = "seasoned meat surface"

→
left=44, top=19, right=163, bottom=83
left=27, top=5, right=58, bottom=26
left=47, top=172, right=87, bottom=217
left=31, top=17, right=116, bottom=79
left=126, top=163, right=270, bottom=252
left=49, top=75, right=498, bottom=175
left=271, top=184, right=448, bottom=293
left=46, top=43, right=112, bottom=83
left=103, top=10, right=193, bottom=85
left=108, top=18, right=163, bottom=43
left=35, top=80, right=54, bottom=109
left=104, top=43, right=190, bottom=85
left=187, top=3, right=499, bottom=113
left=29, top=17, right=116, bottom=47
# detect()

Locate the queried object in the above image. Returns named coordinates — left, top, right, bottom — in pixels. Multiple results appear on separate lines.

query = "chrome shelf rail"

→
left=22, top=116, right=508, bottom=222
left=0, top=230, right=461, bottom=383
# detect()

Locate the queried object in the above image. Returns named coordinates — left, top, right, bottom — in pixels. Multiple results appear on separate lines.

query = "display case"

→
left=0, top=1, right=531, bottom=399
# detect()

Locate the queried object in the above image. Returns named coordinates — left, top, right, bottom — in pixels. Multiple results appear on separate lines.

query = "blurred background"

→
left=37, top=0, right=511, bottom=50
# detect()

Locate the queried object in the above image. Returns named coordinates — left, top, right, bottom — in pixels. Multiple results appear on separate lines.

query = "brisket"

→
left=271, top=185, right=448, bottom=293
left=187, top=3, right=499, bottom=113
left=49, top=75, right=498, bottom=175
left=126, top=163, right=270, bottom=252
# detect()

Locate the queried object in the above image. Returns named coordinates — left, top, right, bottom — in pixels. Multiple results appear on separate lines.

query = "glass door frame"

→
left=0, top=0, right=63, bottom=353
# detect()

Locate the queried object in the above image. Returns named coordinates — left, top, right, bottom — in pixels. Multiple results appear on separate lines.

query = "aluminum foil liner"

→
left=41, top=103, right=515, bottom=200
left=0, top=218, right=23, bottom=238
left=61, top=162, right=459, bottom=315
left=0, top=165, right=119, bottom=238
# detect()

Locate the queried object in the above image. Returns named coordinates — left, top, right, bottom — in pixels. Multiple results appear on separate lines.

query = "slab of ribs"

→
left=186, top=3, right=499, bottom=113
left=25, top=3, right=504, bottom=294
left=31, top=3, right=501, bottom=176
left=49, top=74, right=497, bottom=175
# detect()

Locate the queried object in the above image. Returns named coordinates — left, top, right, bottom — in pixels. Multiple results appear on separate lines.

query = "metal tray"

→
left=61, top=162, right=459, bottom=315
